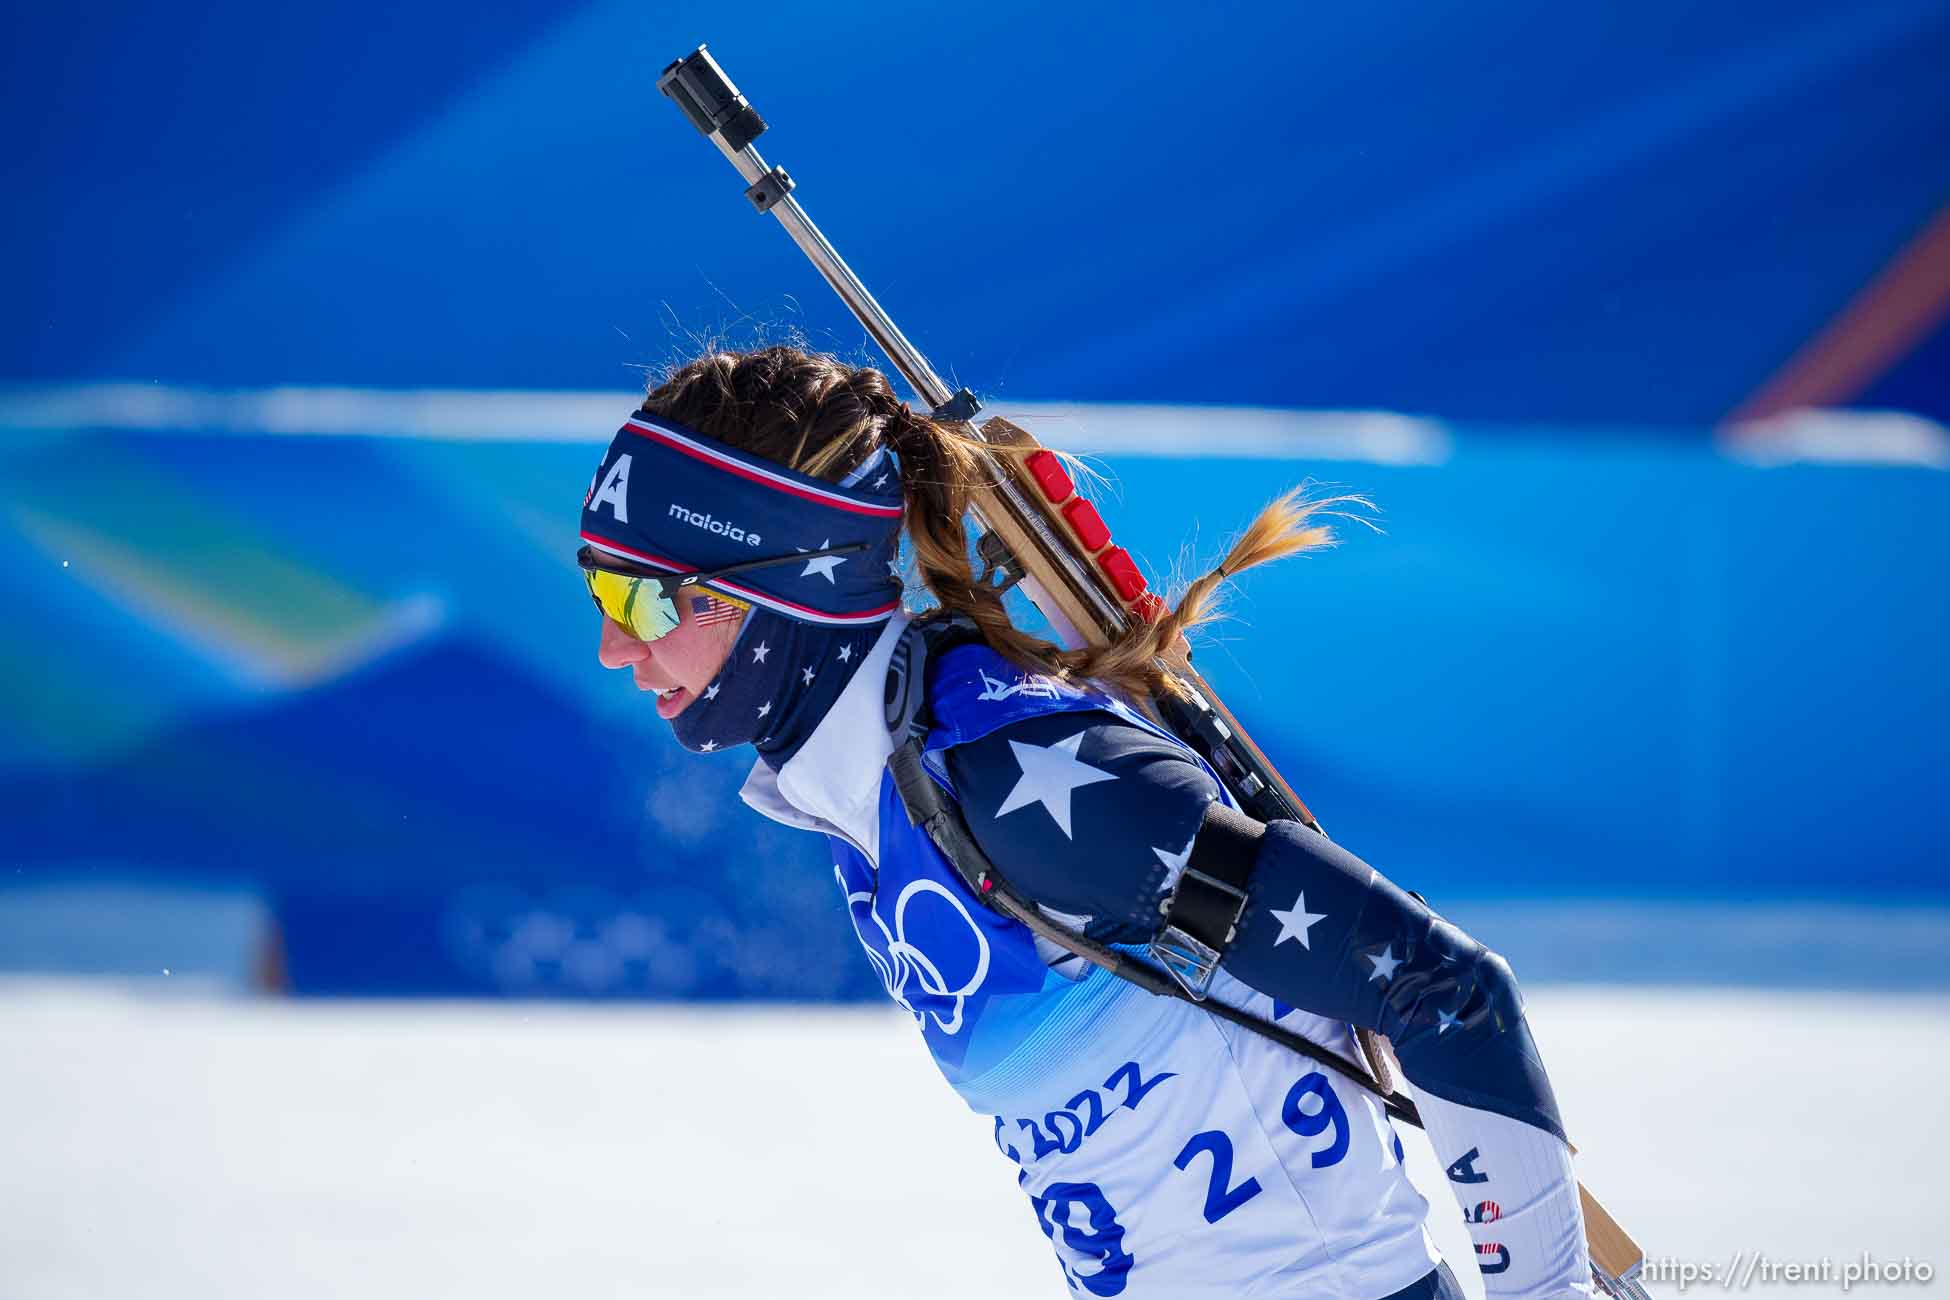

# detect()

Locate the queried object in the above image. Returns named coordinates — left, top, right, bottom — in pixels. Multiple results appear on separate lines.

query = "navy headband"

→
left=580, top=412, right=904, bottom=627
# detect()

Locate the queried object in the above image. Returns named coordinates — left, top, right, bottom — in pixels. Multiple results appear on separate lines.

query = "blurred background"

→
left=3, top=2, right=1947, bottom=1297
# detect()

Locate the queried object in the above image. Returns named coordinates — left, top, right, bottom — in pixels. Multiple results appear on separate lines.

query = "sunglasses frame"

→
left=577, top=541, right=871, bottom=629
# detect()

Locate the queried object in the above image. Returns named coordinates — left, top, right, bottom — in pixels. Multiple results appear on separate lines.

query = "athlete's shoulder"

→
left=935, top=663, right=1223, bottom=943
left=921, top=640, right=1106, bottom=749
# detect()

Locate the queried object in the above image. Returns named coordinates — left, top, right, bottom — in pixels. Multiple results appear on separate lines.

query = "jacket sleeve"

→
left=943, top=707, right=1593, bottom=1300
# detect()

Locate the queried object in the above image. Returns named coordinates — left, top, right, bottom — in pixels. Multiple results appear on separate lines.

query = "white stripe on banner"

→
left=1719, top=408, right=1950, bottom=469
left=0, top=382, right=1451, bottom=464
left=0, top=383, right=629, bottom=442
left=989, top=401, right=1450, bottom=465
left=3, top=382, right=1945, bottom=469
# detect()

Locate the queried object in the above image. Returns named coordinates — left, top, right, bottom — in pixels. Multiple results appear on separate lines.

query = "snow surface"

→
left=2, top=981, right=1944, bottom=1300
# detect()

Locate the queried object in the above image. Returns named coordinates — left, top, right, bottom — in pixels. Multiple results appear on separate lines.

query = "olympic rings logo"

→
left=839, top=871, right=992, bottom=1035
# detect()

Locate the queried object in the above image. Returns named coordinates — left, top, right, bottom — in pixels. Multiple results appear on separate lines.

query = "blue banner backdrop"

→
left=2, top=409, right=1944, bottom=994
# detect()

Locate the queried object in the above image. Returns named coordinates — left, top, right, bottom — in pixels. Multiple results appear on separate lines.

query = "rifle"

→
left=656, top=45, right=1651, bottom=1300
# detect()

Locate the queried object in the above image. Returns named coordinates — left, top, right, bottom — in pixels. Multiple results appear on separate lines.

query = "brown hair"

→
left=641, top=344, right=1350, bottom=701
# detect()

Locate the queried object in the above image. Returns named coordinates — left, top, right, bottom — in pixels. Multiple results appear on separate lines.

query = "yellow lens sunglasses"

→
left=577, top=542, right=865, bottom=642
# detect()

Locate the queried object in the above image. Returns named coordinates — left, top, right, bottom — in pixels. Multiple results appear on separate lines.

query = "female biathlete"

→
left=578, top=345, right=1592, bottom=1300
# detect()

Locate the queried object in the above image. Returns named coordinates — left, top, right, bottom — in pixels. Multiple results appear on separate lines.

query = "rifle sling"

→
left=885, top=737, right=1423, bottom=1130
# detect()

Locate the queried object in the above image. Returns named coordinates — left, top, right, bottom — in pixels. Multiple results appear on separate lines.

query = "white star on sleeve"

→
left=993, top=732, right=1117, bottom=839
left=801, top=666, right=815, bottom=685
left=756, top=701, right=772, bottom=718
left=873, top=471, right=890, bottom=489
left=798, top=539, right=846, bottom=583
left=837, top=643, right=853, bottom=663
left=703, top=683, right=720, bottom=700
left=751, top=642, right=770, bottom=665
left=1151, top=838, right=1194, bottom=886
left=1365, top=945, right=1402, bottom=983
left=1435, top=1006, right=1461, bottom=1034
left=1268, top=892, right=1327, bottom=950
left=698, top=740, right=718, bottom=752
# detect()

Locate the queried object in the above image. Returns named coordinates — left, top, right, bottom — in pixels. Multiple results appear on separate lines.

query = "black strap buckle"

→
left=1148, top=802, right=1264, bottom=1000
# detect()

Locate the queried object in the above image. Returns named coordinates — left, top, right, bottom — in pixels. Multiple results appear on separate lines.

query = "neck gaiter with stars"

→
left=669, top=603, right=876, bottom=764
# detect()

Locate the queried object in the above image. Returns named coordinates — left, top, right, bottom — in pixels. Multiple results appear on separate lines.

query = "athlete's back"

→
left=818, top=641, right=1436, bottom=1296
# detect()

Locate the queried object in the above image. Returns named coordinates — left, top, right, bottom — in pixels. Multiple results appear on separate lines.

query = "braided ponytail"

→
left=641, top=344, right=1354, bottom=703
left=879, top=399, right=1348, bottom=701
left=879, top=401, right=1064, bottom=671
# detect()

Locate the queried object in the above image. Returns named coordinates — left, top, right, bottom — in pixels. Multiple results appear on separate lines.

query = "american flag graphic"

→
left=691, top=592, right=747, bottom=627
left=1469, top=1200, right=1503, bottom=1223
